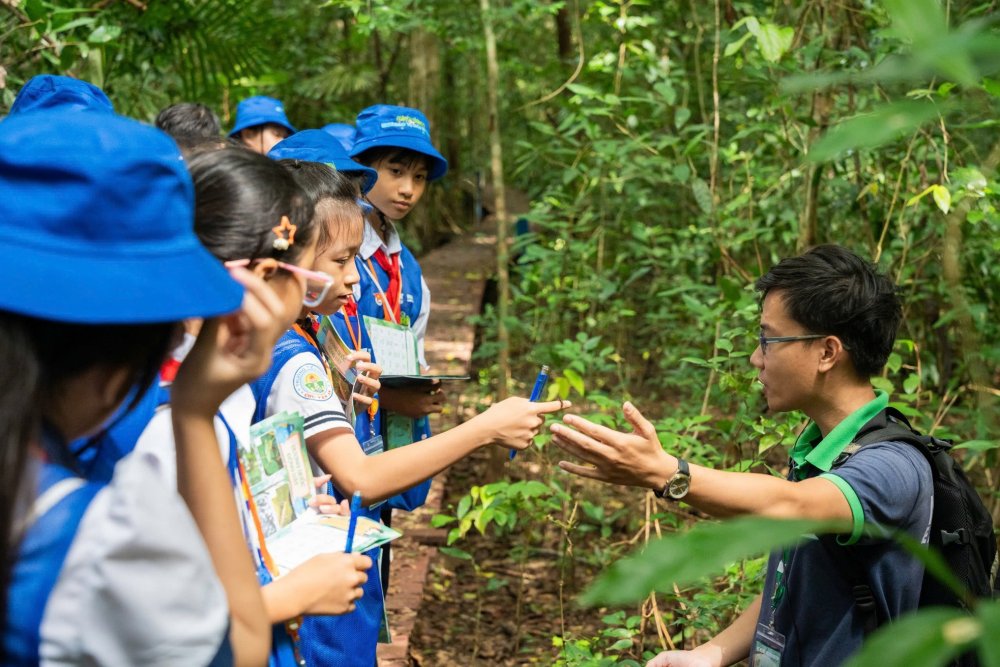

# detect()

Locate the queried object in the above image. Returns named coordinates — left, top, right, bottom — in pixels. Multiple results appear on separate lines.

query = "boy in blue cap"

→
left=230, top=94, right=297, bottom=154
left=348, top=103, right=449, bottom=436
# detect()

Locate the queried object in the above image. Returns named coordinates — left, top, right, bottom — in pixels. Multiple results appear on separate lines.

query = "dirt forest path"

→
left=376, top=221, right=496, bottom=666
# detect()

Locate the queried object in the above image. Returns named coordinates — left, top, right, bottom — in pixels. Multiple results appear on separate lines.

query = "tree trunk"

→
left=480, top=0, right=512, bottom=479
left=408, top=28, right=441, bottom=248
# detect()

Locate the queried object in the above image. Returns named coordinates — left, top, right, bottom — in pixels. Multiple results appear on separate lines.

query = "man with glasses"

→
left=551, top=244, right=933, bottom=667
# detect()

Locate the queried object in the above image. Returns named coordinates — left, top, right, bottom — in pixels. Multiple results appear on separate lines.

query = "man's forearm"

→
left=658, top=460, right=852, bottom=522
left=692, top=594, right=762, bottom=667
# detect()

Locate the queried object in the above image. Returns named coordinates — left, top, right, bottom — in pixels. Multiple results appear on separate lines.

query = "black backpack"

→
left=827, top=407, right=999, bottom=663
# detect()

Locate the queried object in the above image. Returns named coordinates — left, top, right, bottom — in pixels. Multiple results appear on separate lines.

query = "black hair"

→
left=155, top=103, right=221, bottom=147
left=0, top=312, right=177, bottom=641
left=353, top=145, right=431, bottom=173
left=754, top=244, right=902, bottom=377
left=277, top=160, right=364, bottom=252
left=187, top=148, right=316, bottom=264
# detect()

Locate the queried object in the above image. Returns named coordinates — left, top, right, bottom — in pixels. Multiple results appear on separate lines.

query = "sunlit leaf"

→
left=724, top=32, right=753, bottom=58
left=932, top=185, right=952, bottom=213
left=88, top=25, right=121, bottom=44
left=581, top=517, right=847, bottom=606
left=751, top=22, right=794, bottom=63
left=809, top=101, right=945, bottom=162
left=844, top=607, right=978, bottom=667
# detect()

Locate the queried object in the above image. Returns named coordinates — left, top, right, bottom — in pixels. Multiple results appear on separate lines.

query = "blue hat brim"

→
left=350, top=135, right=448, bottom=181
left=0, top=238, right=242, bottom=324
left=268, top=133, right=378, bottom=193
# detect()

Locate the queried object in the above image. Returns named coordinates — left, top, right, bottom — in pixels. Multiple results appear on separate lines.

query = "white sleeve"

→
left=414, top=275, right=431, bottom=370
left=133, top=406, right=231, bottom=491
left=267, top=352, right=352, bottom=439
left=39, top=451, right=230, bottom=666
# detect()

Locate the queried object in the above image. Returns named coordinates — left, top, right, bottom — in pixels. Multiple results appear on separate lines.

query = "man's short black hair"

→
left=155, top=103, right=221, bottom=145
left=755, top=244, right=902, bottom=377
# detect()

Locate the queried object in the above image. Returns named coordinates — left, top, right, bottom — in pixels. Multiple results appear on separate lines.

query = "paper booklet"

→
left=241, top=411, right=401, bottom=574
left=362, top=315, right=470, bottom=387
left=315, top=315, right=361, bottom=421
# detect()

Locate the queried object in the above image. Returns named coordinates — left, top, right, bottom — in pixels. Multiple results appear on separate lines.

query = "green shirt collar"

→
left=790, top=390, right=889, bottom=476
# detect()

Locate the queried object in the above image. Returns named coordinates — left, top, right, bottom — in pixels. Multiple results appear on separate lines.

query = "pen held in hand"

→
left=510, top=365, right=550, bottom=461
left=344, top=490, right=362, bottom=553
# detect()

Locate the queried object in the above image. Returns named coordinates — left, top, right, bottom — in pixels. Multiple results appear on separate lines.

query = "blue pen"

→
left=344, top=490, right=362, bottom=553
left=510, top=364, right=550, bottom=461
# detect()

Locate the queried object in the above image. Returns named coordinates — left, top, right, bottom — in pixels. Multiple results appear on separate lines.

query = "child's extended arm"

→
left=171, top=268, right=288, bottom=667
left=309, top=397, right=567, bottom=504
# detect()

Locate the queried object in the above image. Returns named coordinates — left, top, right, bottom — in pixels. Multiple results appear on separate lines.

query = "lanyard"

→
left=340, top=306, right=363, bottom=353
left=362, top=256, right=402, bottom=325
left=770, top=547, right=792, bottom=616
left=336, top=308, right=379, bottom=436
left=225, top=412, right=306, bottom=663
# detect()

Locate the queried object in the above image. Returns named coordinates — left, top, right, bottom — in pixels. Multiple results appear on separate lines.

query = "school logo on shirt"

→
left=293, top=363, right=333, bottom=401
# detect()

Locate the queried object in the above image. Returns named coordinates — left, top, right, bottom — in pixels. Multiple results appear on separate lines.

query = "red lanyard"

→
left=366, top=250, right=403, bottom=323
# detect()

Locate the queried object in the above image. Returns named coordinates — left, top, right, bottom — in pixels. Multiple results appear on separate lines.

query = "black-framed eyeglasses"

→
left=758, top=332, right=826, bottom=355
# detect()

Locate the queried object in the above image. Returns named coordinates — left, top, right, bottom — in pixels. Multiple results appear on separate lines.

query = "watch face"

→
left=668, top=476, right=690, bottom=499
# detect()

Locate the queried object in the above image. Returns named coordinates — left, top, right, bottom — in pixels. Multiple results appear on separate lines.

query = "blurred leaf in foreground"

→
left=581, top=516, right=846, bottom=606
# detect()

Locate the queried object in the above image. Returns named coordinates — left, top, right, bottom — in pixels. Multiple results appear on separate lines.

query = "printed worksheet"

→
left=363, top=315, right=419, bottom=376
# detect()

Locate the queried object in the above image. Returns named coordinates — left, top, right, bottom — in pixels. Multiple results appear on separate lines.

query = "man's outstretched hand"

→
left=550, top=401, right=677, bottom=491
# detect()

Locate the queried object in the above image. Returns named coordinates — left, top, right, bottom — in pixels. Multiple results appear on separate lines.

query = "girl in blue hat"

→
left=258, top=124, right=568, bottom=667
left=0, top=111, right=275, bottom=665
left=128, top=146, right=375, bottom=667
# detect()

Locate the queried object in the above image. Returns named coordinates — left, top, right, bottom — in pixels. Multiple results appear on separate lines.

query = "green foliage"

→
left=6, top=0, right=1000, bottom=662
left=551, top=612, right=644, bottom=667
left=432, top=479, right=569, bottom=545
left=581, top=517, right=847, bottom=606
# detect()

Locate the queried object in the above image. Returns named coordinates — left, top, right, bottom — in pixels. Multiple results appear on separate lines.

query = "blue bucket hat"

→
left=268, top=129, right=378, bottom=194
left=321, top=123, right=356, bottom=152
left=0, top=110, right=243, bottom=324
left=228, top=95, right=296, bottom=137
left=350, top=104, right=448, bottom=181
left=9, top=74, right=114, bottom=115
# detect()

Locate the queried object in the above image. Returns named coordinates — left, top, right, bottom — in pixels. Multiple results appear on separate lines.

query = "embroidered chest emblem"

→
left=292, top=363, right=332, bottom=400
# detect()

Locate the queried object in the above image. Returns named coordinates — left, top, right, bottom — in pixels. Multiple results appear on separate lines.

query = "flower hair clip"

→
left=272, top=216, right=297, bottom=251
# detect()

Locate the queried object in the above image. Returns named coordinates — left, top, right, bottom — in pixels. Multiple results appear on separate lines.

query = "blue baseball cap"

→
left=228, top=95, right=296, bottom=137
left=9, top=74, right=114, bottom=115
left=350, top=104, right=448, bottom=181
left=268, top=130, right=378, bottom=194
left=0, top=111, right=243, bottom=324
left=321, top=123, right=356, bottom=151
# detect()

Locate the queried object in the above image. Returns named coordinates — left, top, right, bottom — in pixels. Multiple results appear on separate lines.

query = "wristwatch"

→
left=654, top=458, right=691, bottom=501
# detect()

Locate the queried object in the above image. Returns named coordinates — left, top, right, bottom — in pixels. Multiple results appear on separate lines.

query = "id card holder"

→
left=751, top=623, right=785, bottom=667
left=361, top=434, right=385, bottom=456
left=360, top=434, right=387, bottom=510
